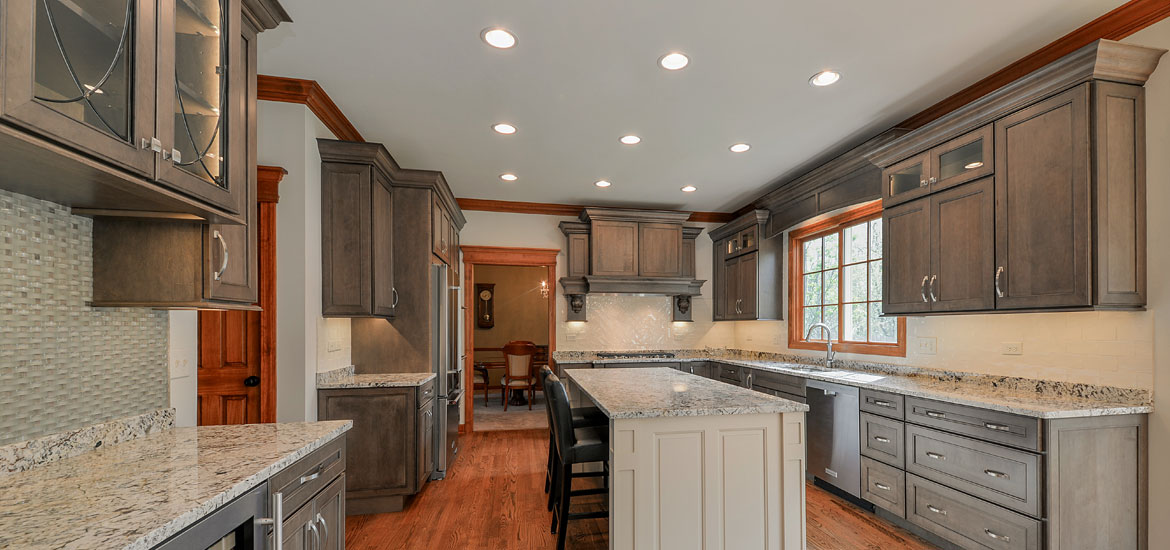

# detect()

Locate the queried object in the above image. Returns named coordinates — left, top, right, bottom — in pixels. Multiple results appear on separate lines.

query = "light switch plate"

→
left=1001, top=342, right=1024, bottom=355
left=170, top=357, right=194, bottom=379
left=916, top=337, right=937, bottom=355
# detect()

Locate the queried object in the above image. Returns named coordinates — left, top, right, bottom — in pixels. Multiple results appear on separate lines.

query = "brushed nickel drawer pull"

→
left=873, top=399, right=895, bottom=408
left=926, top=451, right=947, bottom=461
left=925, top=410, right=947, bottom=419
left=873, top=436, right=891, bottom=444
left=985, top=529, right=1010, bottom=542
left=874, top=482, right=892, bottom=491
left=927, top=504, right=947, bottom=516
left=300, top=470, right=321, bottom=484
left=984, top=469, right=1009, bottom=479
left=984, top=422, right=1012, bottom=432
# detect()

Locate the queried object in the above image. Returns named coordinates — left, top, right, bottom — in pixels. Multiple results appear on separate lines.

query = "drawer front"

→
left=907, top=474, right=1041, bottom=550
left=716, top=363, right=745, bottom=386
left=861, top=389, right=905, bottom=420
left=861, top=412, right=905, bottom=469
left=749, top=369, right=806, bottom=397
left=905, top=397, right=1041, bottom=451
left=861, top=456, right=906, bottom=518
left=600, top=361, right=680, bottom=369
left=679, top=362, right=711, bottom=378
left=905, top=425, right=1040, bottom=517
left=270, top=435, right=347, bottom=519
left=418, top=379, right=436, bottom=405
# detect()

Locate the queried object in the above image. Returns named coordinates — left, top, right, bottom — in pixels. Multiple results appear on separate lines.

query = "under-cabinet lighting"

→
left=964, top=161, right=984, bottom=170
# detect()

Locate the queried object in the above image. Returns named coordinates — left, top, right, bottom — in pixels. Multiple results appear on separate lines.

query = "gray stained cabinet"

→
left=711, top=210, right=781, bottom=321
left=318, top=385, right=434, bottom=515
left=874, top=40, right=1163, bottom=315
left=319, top=140, right=398, bottom=319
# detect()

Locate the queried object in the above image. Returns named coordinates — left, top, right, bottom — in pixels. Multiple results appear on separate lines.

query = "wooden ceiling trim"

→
left=898, top=0, right=1170, bottom=130
left=257, top=75, right=364, bottom=142
left=455, top=197, right=735, bottom=224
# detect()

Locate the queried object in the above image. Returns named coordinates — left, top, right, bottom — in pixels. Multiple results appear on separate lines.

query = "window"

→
left=788, top=202, right=905, bottom=357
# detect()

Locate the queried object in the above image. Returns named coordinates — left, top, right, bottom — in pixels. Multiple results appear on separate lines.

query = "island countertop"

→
left=566, top=367, right=808, bottom=419
left=0, top=421, right=351, bottom=550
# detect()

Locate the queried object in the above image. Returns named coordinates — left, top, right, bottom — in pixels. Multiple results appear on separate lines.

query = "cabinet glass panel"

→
left=888, top=161, right=924, bottom=197
left=937, top=139, right=986, bottom=181
left=34, top=0, right=134, bottom=141
left=173, top=0, right=227, bottom=187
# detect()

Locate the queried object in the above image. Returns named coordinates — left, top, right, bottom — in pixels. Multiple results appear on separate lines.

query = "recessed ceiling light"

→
left=729, top=143, right=751, bottom=153
left=492, top=123, right=517, bottom=135
left=499, top=173, right=518, bottom=182
left=594, top=180, right=612, bottom=188
left=658, top=52, right=689, bottom=71
left=620, top=135, right=641, bottom=145
left=808, top=70, right=841, bottom=87
left=681, top=185, right=697, bottom=193
left=481, top=28, right=516, bottom=49
left=964, top=161, right=984, bottom=170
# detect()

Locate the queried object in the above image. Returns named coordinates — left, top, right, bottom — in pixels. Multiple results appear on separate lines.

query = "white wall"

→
left=167, top=311, right=198, bottom=427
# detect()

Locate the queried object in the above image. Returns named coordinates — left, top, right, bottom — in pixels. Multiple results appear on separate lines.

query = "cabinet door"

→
left=929, top=178, right=994, bottom=312
left=713, top=241, right=728, bottom=320
left=638, top=222, right=682, bottom=277
left=724, top=256, right=740, bottom=318
left=278, top=498, right=316, bottom=550
left=371, top=175, right=395, bottom=317
left=321, top=163, right=372, bottom=316
left=591, top=220, right=639, bottom=276
left=418, top=402, right=435, bottom=484
left=313, top=474, right=346, bottom=550
left=994, top=84, right=1091, bottom=309
left=737, top=252, right=759, bottom=319
left=0, top=0, right=158, bottom=178
left=881, top=152, right=931, bottom=207
left=440, top=208, right=453, bottom=263
left=318, top=388, right=416, bottom=497
left=431, top=197, right=444, bottom=260
left=882, top=197, right=931, bottom=314
left=156, top=0, right=246, bottom=214
left=930, top=124, right=993, bottom=193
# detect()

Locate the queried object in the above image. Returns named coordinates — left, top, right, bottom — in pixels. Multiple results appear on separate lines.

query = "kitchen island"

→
left=566, top=367, right=808, bottom=550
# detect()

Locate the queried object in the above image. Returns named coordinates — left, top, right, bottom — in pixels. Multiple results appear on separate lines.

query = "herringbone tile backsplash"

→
left=0, top=190, right=169, bottom=446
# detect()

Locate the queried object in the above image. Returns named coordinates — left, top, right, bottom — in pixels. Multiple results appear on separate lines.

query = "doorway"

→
left=460, top=246, right=559, bottom=432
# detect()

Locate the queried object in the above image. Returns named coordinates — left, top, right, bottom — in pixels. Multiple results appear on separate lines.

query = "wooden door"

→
left=994, top=84, right=1091, bottom=309
left=882, top=197, right=931, bottom=314
left=591, top=220, right=639, bottom=276
left=321, top=162, right=372, bottom=316
left=638, top=222, right=682, bottom=277
left=314, top=474, right=346, bottom=550
left=197, top=308, right=261, bottom=425
left=929, top=178, right=995, bottom=312
left=371, top=174, right=395, bottom=318
left=737, top=252, right=759, bottom=319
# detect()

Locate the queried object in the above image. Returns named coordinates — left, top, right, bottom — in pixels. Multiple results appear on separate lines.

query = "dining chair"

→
left=472, top=364, right=491, bottom=406
left=502, top=341, right=537, bottom=411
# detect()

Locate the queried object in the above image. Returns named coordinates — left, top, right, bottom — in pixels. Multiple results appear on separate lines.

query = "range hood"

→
left=558, top=208, right=706, bottom=321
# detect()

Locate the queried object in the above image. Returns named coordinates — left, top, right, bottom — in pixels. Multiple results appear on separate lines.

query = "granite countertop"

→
left=0, top=421, right=351, bottom=550
left=317, top=372, right=436, bottom=389
left=560, top=351, right=1151, bottom=419
left=566, top=367, right=809, bottom=419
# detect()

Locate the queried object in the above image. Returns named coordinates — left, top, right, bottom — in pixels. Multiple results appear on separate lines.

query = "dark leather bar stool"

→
left=545, top=376, right=608, bottom=550
left=539, top=367, right=606, bottom=507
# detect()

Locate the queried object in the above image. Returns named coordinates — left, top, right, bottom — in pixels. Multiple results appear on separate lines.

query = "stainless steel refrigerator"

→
left=431, top=263, right=463, bottom=479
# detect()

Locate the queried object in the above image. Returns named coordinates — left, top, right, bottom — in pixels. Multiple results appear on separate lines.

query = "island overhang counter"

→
left=565, top=367, right=809, bottom=550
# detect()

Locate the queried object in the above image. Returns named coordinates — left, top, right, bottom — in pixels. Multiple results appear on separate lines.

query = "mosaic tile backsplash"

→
left=0, top=190, right=169, bottom=446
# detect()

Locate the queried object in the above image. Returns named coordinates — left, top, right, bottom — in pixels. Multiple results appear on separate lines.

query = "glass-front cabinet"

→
left=882, top=124, right=993, bottom=207
left=1, top=0, right=158, bottom=176
left=0, top=0, right=247, bottom=216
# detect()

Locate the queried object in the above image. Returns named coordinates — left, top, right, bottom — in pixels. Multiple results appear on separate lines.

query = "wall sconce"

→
left=540, top=280, right=550, bottom=299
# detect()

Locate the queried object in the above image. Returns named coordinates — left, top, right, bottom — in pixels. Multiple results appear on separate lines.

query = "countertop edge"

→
left=316, top=372, right=437, bottom=389
left=566, top=368, right=809, bottom=419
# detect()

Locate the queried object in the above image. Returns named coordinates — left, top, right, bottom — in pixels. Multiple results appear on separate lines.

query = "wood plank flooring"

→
left=345, top=429, right=936, bottom=550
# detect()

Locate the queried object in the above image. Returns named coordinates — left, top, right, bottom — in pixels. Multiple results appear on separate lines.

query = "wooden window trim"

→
left=787, top=202, right=906, bottom=357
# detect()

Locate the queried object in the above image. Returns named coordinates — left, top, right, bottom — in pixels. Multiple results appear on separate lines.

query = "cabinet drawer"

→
left=418, top=379, right=436, bottom=406
left=748, top=368, right=806, bottom=397
left=599, top=361, right=680, bottom=369
left=905, top=425, right=1040, bottom=517
left=905, top=397, right=1041, bottom=451
left=861, top=457, right=906, bottom=519
left=861, top=412, right=905, bottom=469
left=860, top=389, right=904, bottom=419
left=716, top=363, right=746, bottom=386
left=269, top=436, right=346, bottom=520
left=907, top=474, right=1041, bottom=550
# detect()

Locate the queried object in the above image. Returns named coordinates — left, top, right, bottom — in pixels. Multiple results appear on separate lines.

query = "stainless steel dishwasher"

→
left=806, top=380, right=860, bottom=498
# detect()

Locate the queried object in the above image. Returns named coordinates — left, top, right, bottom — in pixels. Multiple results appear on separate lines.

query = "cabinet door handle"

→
left=257, top=492, right=283, bottom=549
left=212, top=230, right=229, bottom=281
left=984, top=529, right=1010, bottom=543
left=928, top=176, right=938, bottom=184
left=926, top=504, right=947, bottom=516
left=984, top=422, right=1011, bottom=432
left=926, top=451, right=947, bottom=461
left=873, top=436, right=891, bottom=444
left=307, top=520, right=320, bottom=550
left=392, top=287, right=400, bottom=308
left=919, top=178, right=927, bottom=188
left=316, top=513, right=329, bottom=546
left=920, top=275, right=929, bottom=303
left=928, top=275, right=938, bottom=302
left=874, top=482, right=892, bottom=492
left=873, top=399, right=895, bottom=409
left=984, top=469, right=1010, bottom=479
left=994, top=266, right=1005, bottom=298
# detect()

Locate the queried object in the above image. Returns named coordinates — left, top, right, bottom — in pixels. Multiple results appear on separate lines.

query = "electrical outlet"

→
left=916, top=337, right=937, bottom=355
left=1001, top=342, right=1024, bottom=355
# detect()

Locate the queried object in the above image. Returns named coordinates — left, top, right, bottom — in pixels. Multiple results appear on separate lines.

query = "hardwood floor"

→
left=345, top=429, right=936, bottom=550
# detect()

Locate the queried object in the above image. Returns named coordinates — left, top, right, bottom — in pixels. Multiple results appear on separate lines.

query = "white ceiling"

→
left=258, top=0, right=1125, bottom=212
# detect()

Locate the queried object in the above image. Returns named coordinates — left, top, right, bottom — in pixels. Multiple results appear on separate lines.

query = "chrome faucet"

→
left=805, top=322, right=836, bottom=369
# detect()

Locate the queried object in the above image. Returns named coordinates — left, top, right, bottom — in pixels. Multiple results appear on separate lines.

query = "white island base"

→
left=566, top=368, right=808, bottom=550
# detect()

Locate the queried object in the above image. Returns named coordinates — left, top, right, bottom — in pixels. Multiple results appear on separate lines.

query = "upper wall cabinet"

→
left=710, top=210, right=782, bottom=321
left=0, top=0, right=289, bottom=223
left=871, top=40, right=1165, bottom=315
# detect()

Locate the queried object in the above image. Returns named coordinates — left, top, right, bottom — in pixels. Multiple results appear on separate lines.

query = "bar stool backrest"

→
left=545, top=377, right=578, bottom=463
